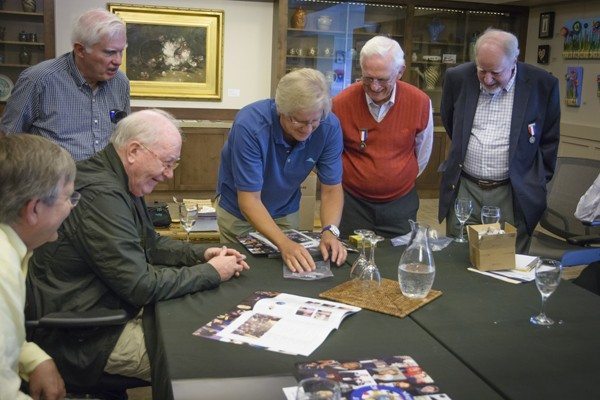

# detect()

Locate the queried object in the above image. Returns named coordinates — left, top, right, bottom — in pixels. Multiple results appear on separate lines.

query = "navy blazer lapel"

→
left=462, top=71, right=480, bottom=159
left=509, top=63, right=530, bottom=160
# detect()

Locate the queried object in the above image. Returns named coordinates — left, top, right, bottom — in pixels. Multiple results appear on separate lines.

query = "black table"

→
left=155, top=244, right=504, bottom=400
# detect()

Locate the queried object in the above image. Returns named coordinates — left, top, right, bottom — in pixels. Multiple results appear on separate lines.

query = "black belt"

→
left=461, top=172, right=509, bottom=190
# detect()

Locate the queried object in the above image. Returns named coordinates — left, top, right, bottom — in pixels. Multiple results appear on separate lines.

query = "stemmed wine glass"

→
left=454, top=198, right=473, bottom=243
left=530, top=258, right=562, bottom=326
left=350, top=229, right=374, bottom=279
left=481, top=205, right=501, bottom=225
left=179, top=203, right=198, bottom=242
left=358, top=235, right=384, bottom=290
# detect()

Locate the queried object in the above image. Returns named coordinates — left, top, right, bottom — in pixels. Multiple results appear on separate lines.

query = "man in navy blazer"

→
left=438, top=28, right=560, bottom=253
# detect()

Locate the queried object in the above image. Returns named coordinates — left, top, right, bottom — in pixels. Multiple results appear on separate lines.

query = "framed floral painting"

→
left=108, top=4, right=223, bottom=100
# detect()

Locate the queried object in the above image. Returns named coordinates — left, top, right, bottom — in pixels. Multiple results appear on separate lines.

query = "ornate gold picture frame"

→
left=108, top=3, right=223, bottom=100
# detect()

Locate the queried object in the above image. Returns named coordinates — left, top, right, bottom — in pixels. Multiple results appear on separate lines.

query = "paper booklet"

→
left=287, top=355, right=452, bottom=400
left=237, top=229, right=358, bottom=256
left=193, top=291, right=360, bottom=356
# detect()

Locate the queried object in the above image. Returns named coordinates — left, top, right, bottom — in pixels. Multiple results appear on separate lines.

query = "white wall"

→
left=524, top=1, right=600, bottom=155
left=54, top=0, right=273, bottom=109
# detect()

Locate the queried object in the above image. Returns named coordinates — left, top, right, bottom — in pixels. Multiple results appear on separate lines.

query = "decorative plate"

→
left=0, top=74, right=14, bottom=101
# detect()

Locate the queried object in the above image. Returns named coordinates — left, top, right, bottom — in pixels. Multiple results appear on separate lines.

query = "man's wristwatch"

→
left=321, top=224, right=340, bottom=238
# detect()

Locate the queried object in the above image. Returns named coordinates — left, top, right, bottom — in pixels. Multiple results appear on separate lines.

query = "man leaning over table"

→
left=1, top=134, right=73, bottom=400
left=216, top=68, right=347, bottom=273
left=0, top=8, right=130, bottom=161
left=25, top=109, right=249, bottom=395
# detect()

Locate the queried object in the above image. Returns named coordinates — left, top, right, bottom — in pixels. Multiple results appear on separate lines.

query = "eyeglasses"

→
left=361, top=75, right=395, bottom=86
left=287, top=114, right=325, bottom=129
left=69, top=191, right=81, bottom=207
left=476, top=64, right=515, bottom=78
left=140, top=142, right=180, bottom=171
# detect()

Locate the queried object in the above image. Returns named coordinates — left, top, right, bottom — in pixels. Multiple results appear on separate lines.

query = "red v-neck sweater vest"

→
left=332, top=81, right=430, bottom=202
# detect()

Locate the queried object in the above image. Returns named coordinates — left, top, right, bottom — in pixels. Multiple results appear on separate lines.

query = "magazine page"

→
left=193, top=291, right=360, bottom=356
left=291, top=355, right=452, bottom=399
left=250, top=229, right=320, bottom=250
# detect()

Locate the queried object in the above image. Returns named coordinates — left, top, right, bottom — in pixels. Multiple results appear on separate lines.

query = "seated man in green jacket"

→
left=26, top=109, right=249, bottom=395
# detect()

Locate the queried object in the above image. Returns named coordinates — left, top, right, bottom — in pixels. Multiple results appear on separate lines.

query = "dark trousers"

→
left=574, top=262, right=600, bottom=296
left=339, top=187, right=419, bottom=239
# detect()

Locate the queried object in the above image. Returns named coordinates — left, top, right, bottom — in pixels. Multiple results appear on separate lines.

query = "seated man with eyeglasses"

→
left=216, top=68, right=347, bottom=272
left=26, top=109, right=249, bottom=395
left=332, top=36, right=433, bottom=238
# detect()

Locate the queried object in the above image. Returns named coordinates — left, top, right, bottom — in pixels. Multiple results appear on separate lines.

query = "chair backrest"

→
left=562, top=248, right=600, bottom=267
left=540, top=157, right=600, bottom=239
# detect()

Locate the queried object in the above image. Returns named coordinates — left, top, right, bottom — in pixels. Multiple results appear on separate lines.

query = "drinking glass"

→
left=358, top=235, right=384, bottom=290
left=530, top=258, right=562, bottom=326
left=350, top=229, right=374, bottom=279
left=295, top=377, right=341, bottom=400
left=179, top=203, right=198, bottom=242
left=454, top=198, right=473, bottom=243
left=480, top=205, right=501, bottom=225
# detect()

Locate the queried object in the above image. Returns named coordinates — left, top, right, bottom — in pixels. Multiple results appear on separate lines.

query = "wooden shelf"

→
left=0, top=40, right=45, bottom=46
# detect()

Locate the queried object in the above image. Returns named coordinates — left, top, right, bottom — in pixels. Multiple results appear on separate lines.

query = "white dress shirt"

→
left=0, top=224, right=51, bottom=400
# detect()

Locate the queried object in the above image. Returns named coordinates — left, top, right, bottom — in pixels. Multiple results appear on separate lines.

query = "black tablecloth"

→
left=155, top=244, right=503, bottom=399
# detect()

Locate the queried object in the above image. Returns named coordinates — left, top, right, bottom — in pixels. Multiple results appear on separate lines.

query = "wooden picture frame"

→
left=108, top=3, right=223, bottom=100
left=538, top=12, right=555, bottom=39
left=537, top=45, right=550, bottom=64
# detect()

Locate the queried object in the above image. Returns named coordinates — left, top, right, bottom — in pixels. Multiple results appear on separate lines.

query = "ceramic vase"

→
left=423, top=65, right=440, bottom=90
left=19, top=46, right=31, bottom=64
left=427, top=18, right=445, bottom=42
left=21, top=0, right=36, bottom=13
left=317, top=15, right=332, bottom=31
left=291, top=7, right=306, bottom=29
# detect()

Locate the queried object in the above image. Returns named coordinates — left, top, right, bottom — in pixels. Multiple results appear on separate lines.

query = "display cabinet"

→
left=0, top=0, right=55, bottom=113
left=282, top=1, right=406, bottom=96
left=405, top=5, right=525, bottom=113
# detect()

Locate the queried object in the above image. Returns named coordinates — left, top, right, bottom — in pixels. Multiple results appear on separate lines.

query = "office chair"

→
left=25, top=309, right=149, bottom=400
left=529, top=157, right=600, bottom=260
left=563, top=248, right=600, bottom=296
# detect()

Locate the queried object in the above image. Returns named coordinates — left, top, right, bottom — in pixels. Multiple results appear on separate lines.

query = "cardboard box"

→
left=467, top=223, right=517, bottom=271
left=298, top=172, right=318, bottom=231
left=298, top=195, right=316, bottom=231
left=300, top=171, right=317, bottom=196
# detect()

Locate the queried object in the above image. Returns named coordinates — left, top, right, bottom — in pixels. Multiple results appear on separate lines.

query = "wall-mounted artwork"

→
left=560, top=18, right=600, bottom=59
left=565, top=66, right=583, bottom=107
left=539, top=12, right=555, bottom=39
left=108, top=3, right=224, bottom=100
left=537, top=45, right=550, bottom=64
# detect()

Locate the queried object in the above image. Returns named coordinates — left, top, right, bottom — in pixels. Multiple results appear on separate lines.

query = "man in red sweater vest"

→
left=332, top=36, right=433, bottom=238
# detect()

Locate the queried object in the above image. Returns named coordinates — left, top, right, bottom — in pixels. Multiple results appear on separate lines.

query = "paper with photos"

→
left=194, top=291, right=360, bottom=356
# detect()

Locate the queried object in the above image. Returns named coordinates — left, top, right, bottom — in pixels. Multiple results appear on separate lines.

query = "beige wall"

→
left=54, top=0, right=274, bottom=110
left=524, top=1, right=600, bottom=159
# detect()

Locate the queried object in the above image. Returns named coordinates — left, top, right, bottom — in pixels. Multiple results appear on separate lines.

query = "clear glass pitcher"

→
left=398, top=221, right=436, bottom=299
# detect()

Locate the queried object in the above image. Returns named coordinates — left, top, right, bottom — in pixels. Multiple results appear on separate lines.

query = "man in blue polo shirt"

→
left=216, top=68, right=347, bottom=273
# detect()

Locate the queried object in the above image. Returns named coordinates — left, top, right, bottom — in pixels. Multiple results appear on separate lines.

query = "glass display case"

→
left=407, top=6, right=523, bottom=112
left=285, top=0, right=406, bottom=96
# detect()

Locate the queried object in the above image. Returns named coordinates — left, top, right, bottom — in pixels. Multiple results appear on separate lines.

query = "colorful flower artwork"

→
left=565, top=66, right=583, bottom=107
left=560, top=17, right=600, bottom=59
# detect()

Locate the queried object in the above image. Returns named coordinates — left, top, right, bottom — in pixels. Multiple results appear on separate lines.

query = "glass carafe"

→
left=398, top=222, right=436, bottom=299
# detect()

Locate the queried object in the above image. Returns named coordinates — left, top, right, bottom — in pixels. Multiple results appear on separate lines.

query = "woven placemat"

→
left=319, top=278, right=442, bottom=318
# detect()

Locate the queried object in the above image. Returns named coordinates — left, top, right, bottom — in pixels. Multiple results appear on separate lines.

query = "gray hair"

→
left=360, top=36, right=405, bottom=74
left=475, top=28, right=520, bottom=62
left=110, top=109, right=181, bottom=149
left=0, top=135, right=76, bottom=224
left=71, top=8, right=125, bottom=49
left=275, top=68, right=331, bottom=117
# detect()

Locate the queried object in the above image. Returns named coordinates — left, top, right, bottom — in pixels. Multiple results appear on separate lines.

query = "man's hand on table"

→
left=280, top=238, right=317, bottom=273
left=206, top=246, right=250, bottom=280
left=319, top=230, right=347, bottom=267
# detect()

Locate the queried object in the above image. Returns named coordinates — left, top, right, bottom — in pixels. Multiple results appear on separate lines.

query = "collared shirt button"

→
left=93, top=119, right=98, bottom=124
left=95, top=140, right=99, bottom=144
left=287, top=159, right=291, bottom=163
left=458, top=163, right=463, bottom=168
left=451, top=184, right=456, bottom=190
